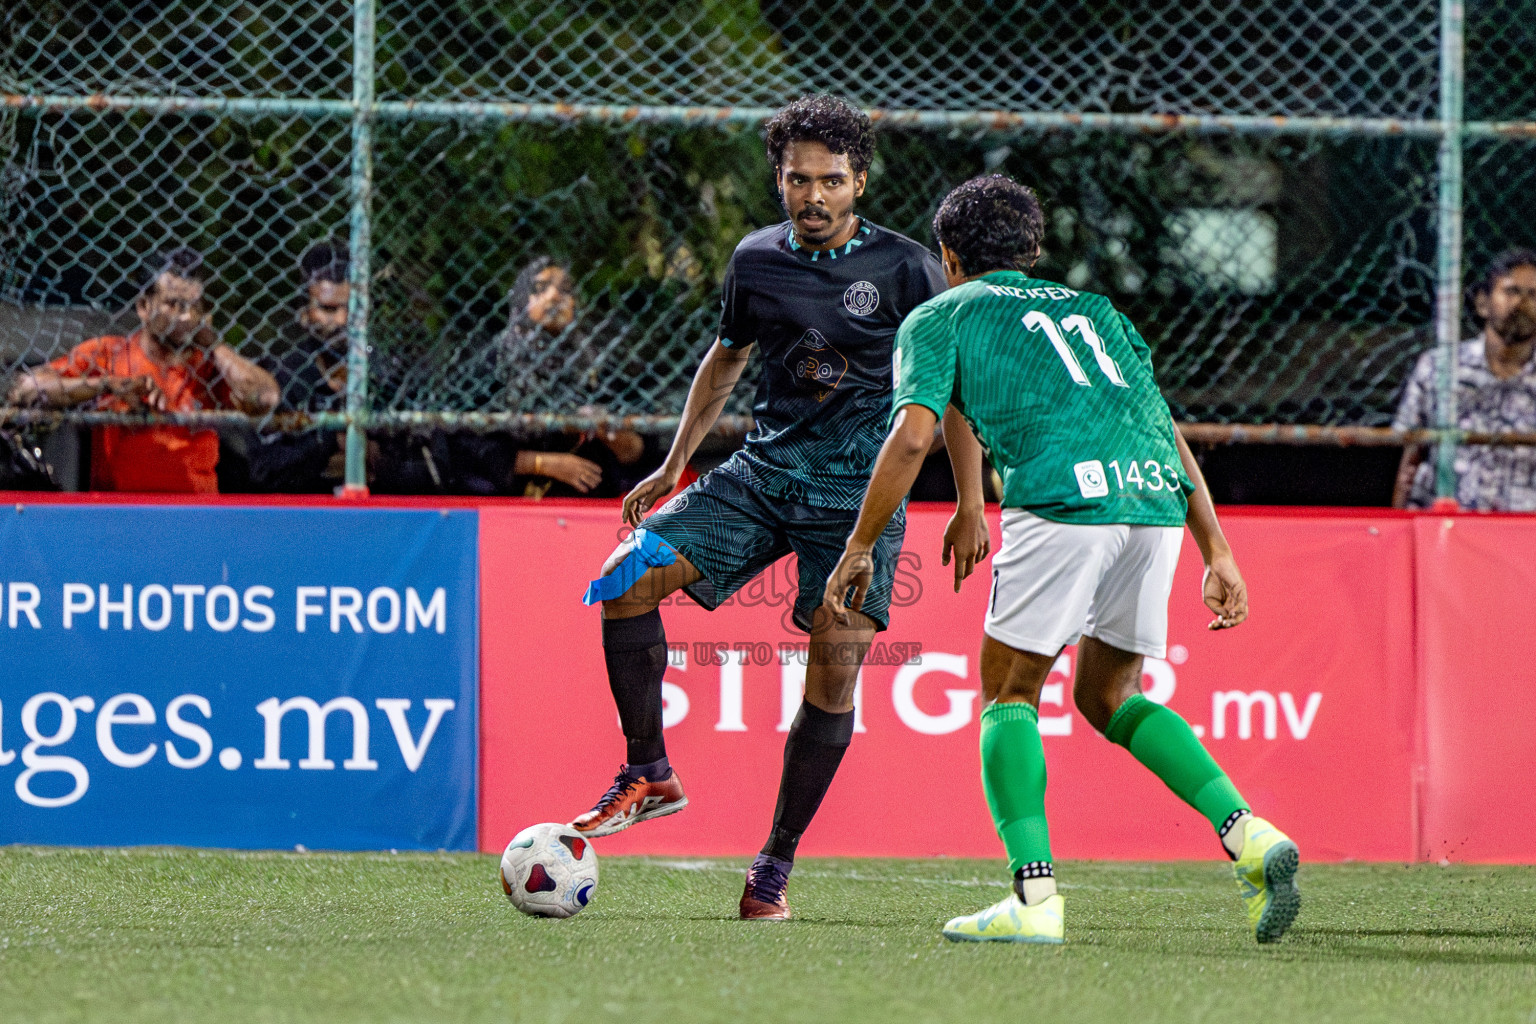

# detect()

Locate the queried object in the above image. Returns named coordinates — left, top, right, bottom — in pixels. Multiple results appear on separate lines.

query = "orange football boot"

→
left=739, top=855, right=792, bottom=920
left=570, top=764, right=688, bottom=838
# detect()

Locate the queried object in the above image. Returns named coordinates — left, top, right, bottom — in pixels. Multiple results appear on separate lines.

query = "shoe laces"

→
left=746, top=858, right=790, bottom=904
left=593, top=764, right=642, bottom=809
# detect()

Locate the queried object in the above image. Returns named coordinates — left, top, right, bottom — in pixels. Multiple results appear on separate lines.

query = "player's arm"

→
left=1173, top=421, right=1248, bottom=630
left=210, top=338, right=281, bottom=415
left=1389, top=351, right=1433, bottom=509
left=9, top=367, right=106, bottom=407
left=824, top=303, right=957, bottom=619
left=621, top=338, right=753, bottom=527
left=823, top=403, right=937, bottom=624
left=1391, top=448, right=1425, bottom=509
left=941, top=404, right=990, bottom=592
left=665, top=339, right=754, bottom=470
left=6, top=365, right=152, bottom=408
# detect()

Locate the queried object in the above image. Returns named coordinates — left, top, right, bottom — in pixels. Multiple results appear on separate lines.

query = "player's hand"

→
left=822, top=545, right=875, bottom=627
left=1202, top=552, right=1248, bottom=630
left=191, top=322, right=221, bottom=350
left=602, top=428, right=645, bottom=465
left=538, top=452, right=603, bottom=494
left=942, top=503, right=990, bottom=592
left=142, top=380, right=170, bottom=412
left=103, top=375, right=155, bottom=408
left=621, top=465, right=681, bottom=527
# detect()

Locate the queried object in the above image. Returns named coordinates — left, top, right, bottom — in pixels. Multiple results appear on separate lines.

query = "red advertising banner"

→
left=1415, top=515, right=1536, bottom=863
left=480, top=505, right=1418, bottom=862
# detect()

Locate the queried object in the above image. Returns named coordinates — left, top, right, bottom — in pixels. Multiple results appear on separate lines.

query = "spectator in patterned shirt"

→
left=7, top=247, right=279, bottom=493
left=1393, top=248, right=1536, bottom=510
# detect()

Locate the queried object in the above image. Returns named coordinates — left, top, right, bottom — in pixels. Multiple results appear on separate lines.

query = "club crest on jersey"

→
left=843, top=280, right=880, bottom=317
left=785, top=329, right=848, bottom=393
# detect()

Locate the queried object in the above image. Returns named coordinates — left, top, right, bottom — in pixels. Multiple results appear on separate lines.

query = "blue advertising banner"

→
left=0, top=504, right=478, bottom=850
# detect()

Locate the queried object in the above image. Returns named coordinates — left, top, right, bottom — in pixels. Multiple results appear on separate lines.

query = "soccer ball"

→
left=499, top=823, right=599, bottom=918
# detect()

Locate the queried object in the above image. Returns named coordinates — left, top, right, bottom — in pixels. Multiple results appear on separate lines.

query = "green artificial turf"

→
left=1, top=849, right=1534, bottom=1023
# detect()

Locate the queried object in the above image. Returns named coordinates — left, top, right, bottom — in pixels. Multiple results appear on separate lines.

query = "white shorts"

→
left=984, top=510, right=1184, bottom=659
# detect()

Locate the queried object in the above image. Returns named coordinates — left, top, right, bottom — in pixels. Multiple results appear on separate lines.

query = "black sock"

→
left=601, top=609, right=668, bottom=766
left=1012, top=861, right=1055, bottom=903
left=761, top=701, right=855, bottom=862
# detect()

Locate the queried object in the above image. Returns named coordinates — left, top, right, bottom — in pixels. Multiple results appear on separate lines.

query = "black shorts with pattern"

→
left=640, top=461, right=906, bottom=633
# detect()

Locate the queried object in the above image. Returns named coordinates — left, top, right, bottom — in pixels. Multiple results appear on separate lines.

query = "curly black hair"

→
left=138, top=245, right=206, bottom=294
left=762, top=95, right=875, bottom=177
left=931, top=175, right=1044, bottom=276
left=1468, top=247, right=1536, bottom=302
left=300, top=240, right=350, bottom=286
left=506, top=256, right=573, bottom=330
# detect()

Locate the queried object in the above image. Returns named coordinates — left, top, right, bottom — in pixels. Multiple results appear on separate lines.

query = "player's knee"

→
left=806, top=675, right=858, bottom=714
left=600, top=542, right=633, bottom=578
left=804, top=656, right=862, bottom=713
left=992, top=674, right=1042, bottom=706
left=1072, top=680, right=1117, bottom=732
left=596, top=550, right=653, bottom=617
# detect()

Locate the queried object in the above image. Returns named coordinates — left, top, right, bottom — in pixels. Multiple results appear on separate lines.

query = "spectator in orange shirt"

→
left=7, top=248, right=279, bottom=493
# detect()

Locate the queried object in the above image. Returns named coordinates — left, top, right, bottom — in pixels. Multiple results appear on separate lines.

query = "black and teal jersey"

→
left=892, top=271, right=1192, bottom=527
left=716, top=219, right=946, bottom=510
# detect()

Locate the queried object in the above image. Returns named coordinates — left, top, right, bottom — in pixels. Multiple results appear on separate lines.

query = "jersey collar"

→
left=785, top=219, right=873, bottom=263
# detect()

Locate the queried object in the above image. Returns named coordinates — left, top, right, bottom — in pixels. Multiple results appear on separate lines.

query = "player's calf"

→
left=736, top=700, right=857, bottom=920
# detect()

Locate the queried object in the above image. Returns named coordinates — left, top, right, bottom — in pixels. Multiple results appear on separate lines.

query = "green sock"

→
left=980, top=701, right=1052, bottom=873
left=1105, top=694, right=1248, bottom=832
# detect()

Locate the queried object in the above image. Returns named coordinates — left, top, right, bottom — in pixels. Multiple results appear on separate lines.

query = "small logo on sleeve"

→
left=843, top=281, right=880, bottom=316
left=1074, top=460, right=1109, bottom=499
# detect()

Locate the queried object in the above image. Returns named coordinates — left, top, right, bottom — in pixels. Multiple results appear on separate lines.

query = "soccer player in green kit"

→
left=823, top=174, right=1300, bottom=945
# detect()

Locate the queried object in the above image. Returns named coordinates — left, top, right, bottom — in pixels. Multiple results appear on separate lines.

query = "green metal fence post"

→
left=1433, top=0, right=1466, bottom=504
left=342, top=0, right=375, bottom=496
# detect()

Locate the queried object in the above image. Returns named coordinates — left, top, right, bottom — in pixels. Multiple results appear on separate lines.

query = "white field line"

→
left=640, top=859, right=1202, bottom=893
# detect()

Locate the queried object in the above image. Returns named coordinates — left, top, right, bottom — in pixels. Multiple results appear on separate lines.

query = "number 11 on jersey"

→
left=1023, top=311, right=1128, bottom=388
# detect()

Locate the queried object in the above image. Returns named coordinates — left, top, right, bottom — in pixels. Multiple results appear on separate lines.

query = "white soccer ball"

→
left=499, top=823, right=599, bottom=918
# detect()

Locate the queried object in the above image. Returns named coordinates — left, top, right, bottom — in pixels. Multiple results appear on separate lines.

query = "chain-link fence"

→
left=1, top=0, right=1530, bottom=494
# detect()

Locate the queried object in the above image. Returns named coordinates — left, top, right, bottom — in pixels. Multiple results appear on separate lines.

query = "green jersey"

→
left=892, top=270, right=1192, bottom=526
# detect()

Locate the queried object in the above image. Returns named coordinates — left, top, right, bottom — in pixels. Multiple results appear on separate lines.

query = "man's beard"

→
left=1494, top=305, right=1536, bottom=344
left=785, top=195, right=851, bottom=241
left=309, top=322, right=348, bottom=349
left=155, top=327, right=199, bottom=353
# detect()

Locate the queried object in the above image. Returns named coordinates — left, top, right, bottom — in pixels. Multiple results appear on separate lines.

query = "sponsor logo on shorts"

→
left=843, top=280, right=880, bottom=316
left=1074, top=460, right=1109, bottom=499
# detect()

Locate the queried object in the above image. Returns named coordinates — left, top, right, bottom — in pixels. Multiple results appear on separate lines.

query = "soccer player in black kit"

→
left=571, top=95, right=971, bottom=919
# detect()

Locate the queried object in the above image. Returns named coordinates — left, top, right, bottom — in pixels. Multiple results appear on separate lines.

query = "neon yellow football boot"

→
left=1233, top=816, right=1301, bottom=943
left=942, top=893, right=1064, bottom=944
